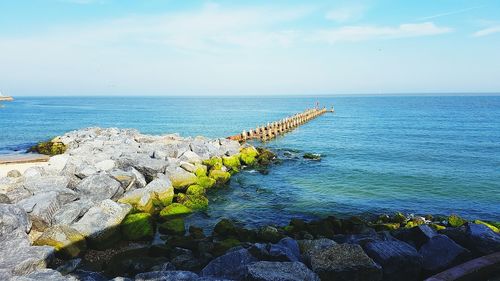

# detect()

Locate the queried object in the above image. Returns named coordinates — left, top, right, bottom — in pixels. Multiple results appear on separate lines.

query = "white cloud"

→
left=325, top=5, right=366, bottom=23
left=312, top=22, right=452, bottom=43
left=417, top=6, right=484, bottom=21
left=473, top=26, right=500, bottom=37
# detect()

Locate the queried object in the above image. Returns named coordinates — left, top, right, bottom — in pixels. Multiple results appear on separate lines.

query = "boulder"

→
left=110, top=168, right=146, bottom=191
left=106, top=248, right=168, bottom=277
left=0, top=177, right=31, bottom=203
left=121, top=213, right=155, bottom=241
left=267, top=238, right=301, bottom=262
left=46, top=154, right=69, bottom=174
left=448, top=214, right=466, bottom=227
left=95, top=159, right=116, bottom=171
left=33, top=225, right=87, bottom=259
left=208, top=170, right=231, bottom=185
left=464, top=223, right=500, bottom=255
left=309, top=243, right=382, bottom=281
left=0, top=203, right=31, bottom=241
left=159, top=203, right=192, bottom=219
left=298, top=238, right=336, bottom=266
left=7, top=170, right=22, bottom=178
left=0, top=239, right=54, bottom=276
left=75, top=173, right=123, bottom=202
left=393, top=224, right=437, bottom=249
left=166, top=167, right=198, bottom=189
left=19, top=191, right=77, bottom=231
left=201, top=248, right=258, bottom=280
left=135, top=270, right=199, bottom=281
left=72, top=199, right=132, bottom=249
left=245, top=261, right=320, bottom=281
left=23, top=166, right=47, bottom=178
left=239, top=146, right=259, bottom=165
left=52, top=199, right=93, bottom=226
left=196, top=176, right=216, bottom=189
left=118, top=174, right=174, bottom=213
left=180, top=151, right=203, bottom=164
left=159, top=218, right=185, bottom=236
left=419, top=234, right=471, bottom=274
left=363, top=241, right=422, bottom=281
left=118, top=155, right=167, bottom=182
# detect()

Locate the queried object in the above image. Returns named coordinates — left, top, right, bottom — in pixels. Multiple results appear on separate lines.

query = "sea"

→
left=1, top=96, right=499, bottom=227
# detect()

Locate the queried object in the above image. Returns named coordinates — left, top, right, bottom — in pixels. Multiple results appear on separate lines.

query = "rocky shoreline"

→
left=0, top=127, right=499, bottom=281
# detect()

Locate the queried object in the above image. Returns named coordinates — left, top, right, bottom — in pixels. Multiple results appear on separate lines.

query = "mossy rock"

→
left=186, top=184, right=205, bottom=196
left=214, top=219, right=237, bottom=237
left=197, top=176, right=216, bottom=189
left=303, top=153, right=321, bottom=160
left=405, top=217, right=425, bottom=229
left=392, top=212, right=407, bottom=224
left=212, top=238, right=242, bottom=257
left=474, top=220, right=500, bottom=233
left=429, top=223, right=446, bottom=231
left=209, top=169, right=231, bottom=184
left=159, top=218, right=185, bottom=236
left=240, top=147, right=258, bottom=165
left=34, top=225, right=86, bottom=259
left=29, top=140, right=67, bottom=156
left=373, top=223, right=400, bottom=231
left=182, top=195, right=209, bottom=210
left=223, top=155, right=241, bottom=172
left=159, top=203, right=192, bottom=219
left=194, top=164, right=208, bottom=177
left=448, top=214, right=467, bottom=227
left=257, top=148, right=276, bottom=165
left=121, top=213, right=154, bottom=241
left=203, top=157, right=223, bottom=170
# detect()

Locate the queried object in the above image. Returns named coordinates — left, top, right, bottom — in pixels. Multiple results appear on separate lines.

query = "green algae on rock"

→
left=209, top=169, right=231, bottom=184
left=121, top=212, right=155, bottom=241
left=474, top=220, right=500, bottom=233
left=222, top=155, right=241, bottom=172
left=196, top=176, right=216, bottom=189
left=448, top=214, right=466, bottom=227
left=240, top=146, right=259, bottom=165
left=159, top=203, right=192, bottom=219
left=33, top=225, right=86, bottom=259
left=186, top=184, right=205, bottom=196
left=29, top=139, right=67, bottom=156
left=303, top=153, right=321, bottom=160
left=178, top=194, right=209, bottom=210
left=203, top=156, right=223, bottom=170
left=159, top=218, right=185, bottom=236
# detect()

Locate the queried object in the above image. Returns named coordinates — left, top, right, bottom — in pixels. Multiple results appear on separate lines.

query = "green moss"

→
left=303, top=153, right=321, bottom=160
left=209, top=169, right=231, bottom=184
left=448, top=214, right=466, bottom=227
left=214, top=219, right=237, bottom=237
left=159, top=203, right=192, bottom=219
left=212, top=238, right=241, bottom=257
left=257, top=148, right=276, bottom=165
left=240, top=147, right=258, bottom=165
left=197, top=176, right=216, bottom=189
left=392, top=212, right=407, bottom=224
left=30, top=140, right=67, bottom=156
left=186, top=184, right=205, bottom=196
left=404, top=218, right=425, bottom=229
left=429, top=223, right=446, bottom=231
left=203, top=157, right=223, bottom=170
left=194, top=164, right=208, bottom=177
left=488, top=221, right=500, bottom=229
left=33, top=225, right=87, bottom=259
left=182, top=195, right=209, bottom=210
left=373, top=223, right=400, bottom=231
left=121, top=213, right=154, bottom=241
left=159, top=218, right=185, bottom=236
left=223, top=155, right=241, bottom=172
left=474, top=220, right=500, bottom=233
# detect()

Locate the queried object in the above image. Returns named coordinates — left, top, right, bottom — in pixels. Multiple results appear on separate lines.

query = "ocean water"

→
left=1, top=96, right=499, bottom=226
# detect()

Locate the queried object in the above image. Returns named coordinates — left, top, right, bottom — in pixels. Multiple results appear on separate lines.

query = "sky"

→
left=0, top=0, right=499, bottom=96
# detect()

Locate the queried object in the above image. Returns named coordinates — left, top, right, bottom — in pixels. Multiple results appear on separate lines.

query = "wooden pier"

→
left=228, top=106, right=334, bottom=142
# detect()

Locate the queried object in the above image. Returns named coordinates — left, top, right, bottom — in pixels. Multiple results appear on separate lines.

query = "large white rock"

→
left=75, top=173, right=123, bottom=202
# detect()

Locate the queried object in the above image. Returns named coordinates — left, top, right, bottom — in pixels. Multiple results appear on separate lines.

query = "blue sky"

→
left=0, top=0, right=499, bottom=96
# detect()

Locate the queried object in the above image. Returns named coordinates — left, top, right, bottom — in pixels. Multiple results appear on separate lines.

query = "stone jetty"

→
left=228, top=107, right=330, bottom=142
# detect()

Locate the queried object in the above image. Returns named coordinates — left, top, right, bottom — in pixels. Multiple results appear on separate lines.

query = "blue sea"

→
left=1, top=96, right=499, bottom=226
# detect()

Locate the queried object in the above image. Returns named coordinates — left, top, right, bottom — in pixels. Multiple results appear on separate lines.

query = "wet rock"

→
left=309, top=243, right=382, bottom=281
left=150, top=262, right=176, bottom=272
left=298, top=238, right=336, bottom=266
left=171, top=248, right=201, bottom=271
left=33, top=225, right=86, bottom=259
left=303, top=153, right=321, bottom=161
left=201, top=248, right=258, bottom=280
left=135, top=270, right=199, bottom=281
left=333, top=229, right=395, bottom=246
left=448, top=214, right=466, bottom=227
left=159, top=218, right=185, bottom=236
left=106, top=248, right=168, bottom=277
left=56, top=258, right=82, bottom=275
left=208, top=170, right=231, bottom=185
left=363, top=240, right=422, bottom=281
left=393, top=224, right=437, bottom=249
left=72, top=199, right=132, bottom=249
left=419, top=234, right=471, bottom=274
left=464, top=223, right=500, bottom=255
left=245, top=261, right=320, bottom=281
left=159, top=203, right=192, bottom=219
left=75, top=173, right=123, bottom=202
left=268, top=238, right=301, bottom=262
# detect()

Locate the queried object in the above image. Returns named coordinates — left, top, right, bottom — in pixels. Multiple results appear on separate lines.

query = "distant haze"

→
left=0, top=0, right=499, bottom=96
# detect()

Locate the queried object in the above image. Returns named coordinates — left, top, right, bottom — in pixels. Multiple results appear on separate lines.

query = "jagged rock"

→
left=72, top=199, right=132, bottom=249
left=464, top=223, right=500, bottom=255
left=251, top=238, right=301, bottom=262
left=52, top=199, right=93, bottom=225
left=393, top=224, right=437, bottom=249
left=364, top=240, right=422, bottom=281
left=135, top=270, right=199, bottom=281
left=298, top=238, right=336, bottom=266
left=110, top=168, right=146, bottom=190
left=180, top=151, right=203, bottom=164
left=56, top=258, right=82, bottom=275
left=0, top=176, right=31, bottom=203
left=419, top=234, right=470, bottom=274
left=165, top=166, right=198, bottom=189
left=118, top=154, right=167, bottom=182
left=95, top=159, right=115, bottom=171
left=119, top=174, right=174, bottom=213
left=0, top=238, right=54, bottom=276
left=309, top=243, right=382, bottom=281
left=33, top=225, right=86, bottom=259
left=245, top=261, right=320, bottom=281
left=46, top=154, right=69, bottom=174
left=75, top=173, right=123, bottom=202
left=0, top=203, right=31, bottom=240
left=19, top=191, right=77, bottom=231
left=22, top=175, right=70, bottom=194
left=201, top=248, right=258, bottom=280
left=9, top=268, right=76, bottom=281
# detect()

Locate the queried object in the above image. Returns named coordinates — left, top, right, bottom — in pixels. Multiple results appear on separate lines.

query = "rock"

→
left=110, top=168, right=146, bottom=191
left=177, top=193, right=209, bottom=210
left=47, top=154, right=69, bottom=174
left=52, top=199, right=93, bottom=226
left=393, top=224, right=437, bottom=249
left=119, top=155, right=167, bottom=182
left=135, top=270, right=199, bottom=281
left=56, top=258, right=82, bottom=275
left=219, top=139, right=240, bottom=156
left=180, top=151, right=203, bottom=164
left=166, top=167, right=198, bottom=189
left=186, top=184, right=205, bottom=196
left=268, top=238, right=301, bottom=262
left=364, top=241, right=422, bottom=281
left=159, top=203, right=192, bottom=219
left=309, top=243, right=382, bottom=281
left=208, top=170, right=231, bottom=185
left=95, top=159, right=115, bottom=171
left=464, top=223, right=500, bottom=255
left=298, top=238, right=337, bottom=266
left=7, top=170, right=22, bottom=178
left=0, top=203, right=31, bottom=241
left=19, top=191, right=77, bottom=231
left=203, top=157, right=223, bottom=170
left=9, top=268, right=76, bottom=281
left=257, top=226, right=282, bottom=243
left=245, top=261, right=320, bottom=281
left=448, top=214, right=466, bottom=227
left=119, top=174, right=174, bottom=213
left=75, top=173, right=123, bottom=202
left=0, top=239, right=54, bottom=276
left=30, top=140, right=67, bottom=156
left=33, top=225, right=87, bottom=259
left=23, top=166, right=47, bottom=178
left=121, top=212, right=155, bottom=241
left=72, top=199, right=132, bottom=249
left=213, top=219, right=238, bottom=237
left=149, top=262, right=176, bottom=272
left=419, top=234, right=471, bottom=274
left=180, top=162, right=197, bottom=173
left=222, top=155, right=241, bottom=172
left=201, top=248, right=258, bottom=280
left=170, top=247, right=201, bottom=271
left=69, top=270, right=108, bottom=281
left=239, top=146, right=258, bottom=165
left=23, top=175, right=70, bottom=193
left=473, top=220, right=500, bottom=233
left=0, top=194, right=11, bottom=204
left=303, top=153, right=321, bottom=160
left=106, top=248, right=168, bottom=277
left=159, top=218, right=185, bottom=236
left=196, top=176, right=216, bottom=189
left=333, top=229, right=395, bottom=246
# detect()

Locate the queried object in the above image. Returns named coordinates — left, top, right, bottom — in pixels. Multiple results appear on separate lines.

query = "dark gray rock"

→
left=464, top=223, right=500, bottom=255
left=245, top=261, right=320, bottom=281
left=201, top=248, right=258, bottom=280
left=69, top=269, right=107, bottom=281
left=364, top=240, right=422, bottom=281
left=333, top=229, right=395, bottom=246
left=250, top=238, right=301, bottom=262
left=419, top=234, right=471, bottom=274
left=298, top=238, right=336, bottom=266
left=393, top=224, right=437, bottom=249
left=309, top=243, right=382, bottom=281
left=135, top=270, right=199, bottom=281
